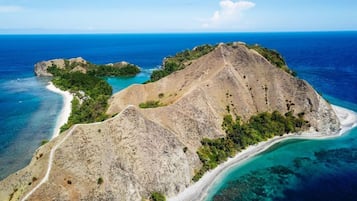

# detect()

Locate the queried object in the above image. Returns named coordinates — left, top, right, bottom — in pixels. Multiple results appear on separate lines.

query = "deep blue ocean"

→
left=0, top=32, right=356, bottom=200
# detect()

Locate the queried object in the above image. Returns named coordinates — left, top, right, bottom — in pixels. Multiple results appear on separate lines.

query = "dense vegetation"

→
left=192, top=110, right=307, bottom=181
left=88, top=63, right=140, bottom=77
left=71, top=60, right=140, bottom=76
left=246, top=44, right=297, bottom=76
left=150, top=192, right=166, bottom=201
left=47, top=60, right=140, bottom=132
left=49, top=71, right=111, bottom=131
left=149, top=44, right=215, bottom=82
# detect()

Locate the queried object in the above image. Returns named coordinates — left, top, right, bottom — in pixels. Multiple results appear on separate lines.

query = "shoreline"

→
left=46, top=82, right=73, bottom=139
left=168, top=105, right=357, bottom=201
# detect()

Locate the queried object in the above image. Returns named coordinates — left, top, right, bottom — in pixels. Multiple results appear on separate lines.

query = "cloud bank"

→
left=203, top=0, right=255, bottom=28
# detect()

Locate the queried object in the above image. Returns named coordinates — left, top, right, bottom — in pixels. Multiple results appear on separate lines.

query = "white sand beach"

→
left=333, top=105, right=357, bottom=134
left=46, top=82, right=73, bottom=139
left=169, top=105, right=357, bottom=201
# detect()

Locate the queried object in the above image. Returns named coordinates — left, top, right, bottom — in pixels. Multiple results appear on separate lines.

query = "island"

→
left=1, top=42, right=355, bottom=201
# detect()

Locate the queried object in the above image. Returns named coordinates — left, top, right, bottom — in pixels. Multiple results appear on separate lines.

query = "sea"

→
left=0, top=32, right=356, bottom=200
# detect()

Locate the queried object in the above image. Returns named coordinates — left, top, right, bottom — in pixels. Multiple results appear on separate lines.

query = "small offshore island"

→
left=0, top=42, right=356, bottom=201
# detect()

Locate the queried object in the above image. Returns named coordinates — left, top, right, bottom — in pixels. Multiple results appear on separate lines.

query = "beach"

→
left=46, top=82, right=73, bottom=139
left=168, top=105, right=357, bottom=201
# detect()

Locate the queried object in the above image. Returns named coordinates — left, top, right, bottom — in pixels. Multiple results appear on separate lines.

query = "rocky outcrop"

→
left=1, top=43, right=340, bottom=201
left=34, top=57, right=87, bottom=76
left=34, top=58, right=137, bottom=77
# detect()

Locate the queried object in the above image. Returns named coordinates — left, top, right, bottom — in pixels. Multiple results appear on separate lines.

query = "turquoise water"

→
left=106, top=70, right=153, bottom=93
left=206, top=98, right=357, bottom=201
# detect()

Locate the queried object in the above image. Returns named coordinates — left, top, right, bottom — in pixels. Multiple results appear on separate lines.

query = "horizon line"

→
left=0, top=29, right=356, bottom=35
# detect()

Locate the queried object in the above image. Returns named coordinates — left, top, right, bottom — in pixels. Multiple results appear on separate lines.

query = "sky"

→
left=0, top=0, right=356, bottom=33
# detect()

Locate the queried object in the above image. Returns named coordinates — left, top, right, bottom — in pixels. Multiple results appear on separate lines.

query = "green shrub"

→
left=40, top=139, right=49, bottom=146
left=158, top=93, right=164, bottom=98
left=97, top=177, right=104, bottom=185
left=139, top=100, right=163, bottom=109
left=150, top=192, right=166, bottom=201
left=183, top=147, right=188, bottom=153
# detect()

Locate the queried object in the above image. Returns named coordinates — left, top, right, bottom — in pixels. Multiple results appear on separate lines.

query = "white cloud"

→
left=0, top=5, right=23, bottom=13
left=203, top=0, right=255, bottom=28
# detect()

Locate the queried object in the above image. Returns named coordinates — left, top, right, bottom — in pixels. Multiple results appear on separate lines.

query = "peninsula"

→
left=36, top=57, right=141, bottom=132
left=1, top=42, right=353, bottom=201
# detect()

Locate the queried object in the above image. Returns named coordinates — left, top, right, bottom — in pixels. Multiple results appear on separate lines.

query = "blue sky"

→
left=0, top=0, right=356, bottom=33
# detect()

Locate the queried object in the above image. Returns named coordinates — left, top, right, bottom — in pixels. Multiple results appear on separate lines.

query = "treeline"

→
left=193, top=110, right=307, bottom=181
left=88, top=64, right=140, bottom=77
left=149, top=44, right=215, bottom=82
left=246, top=44, right=297, bottom=76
